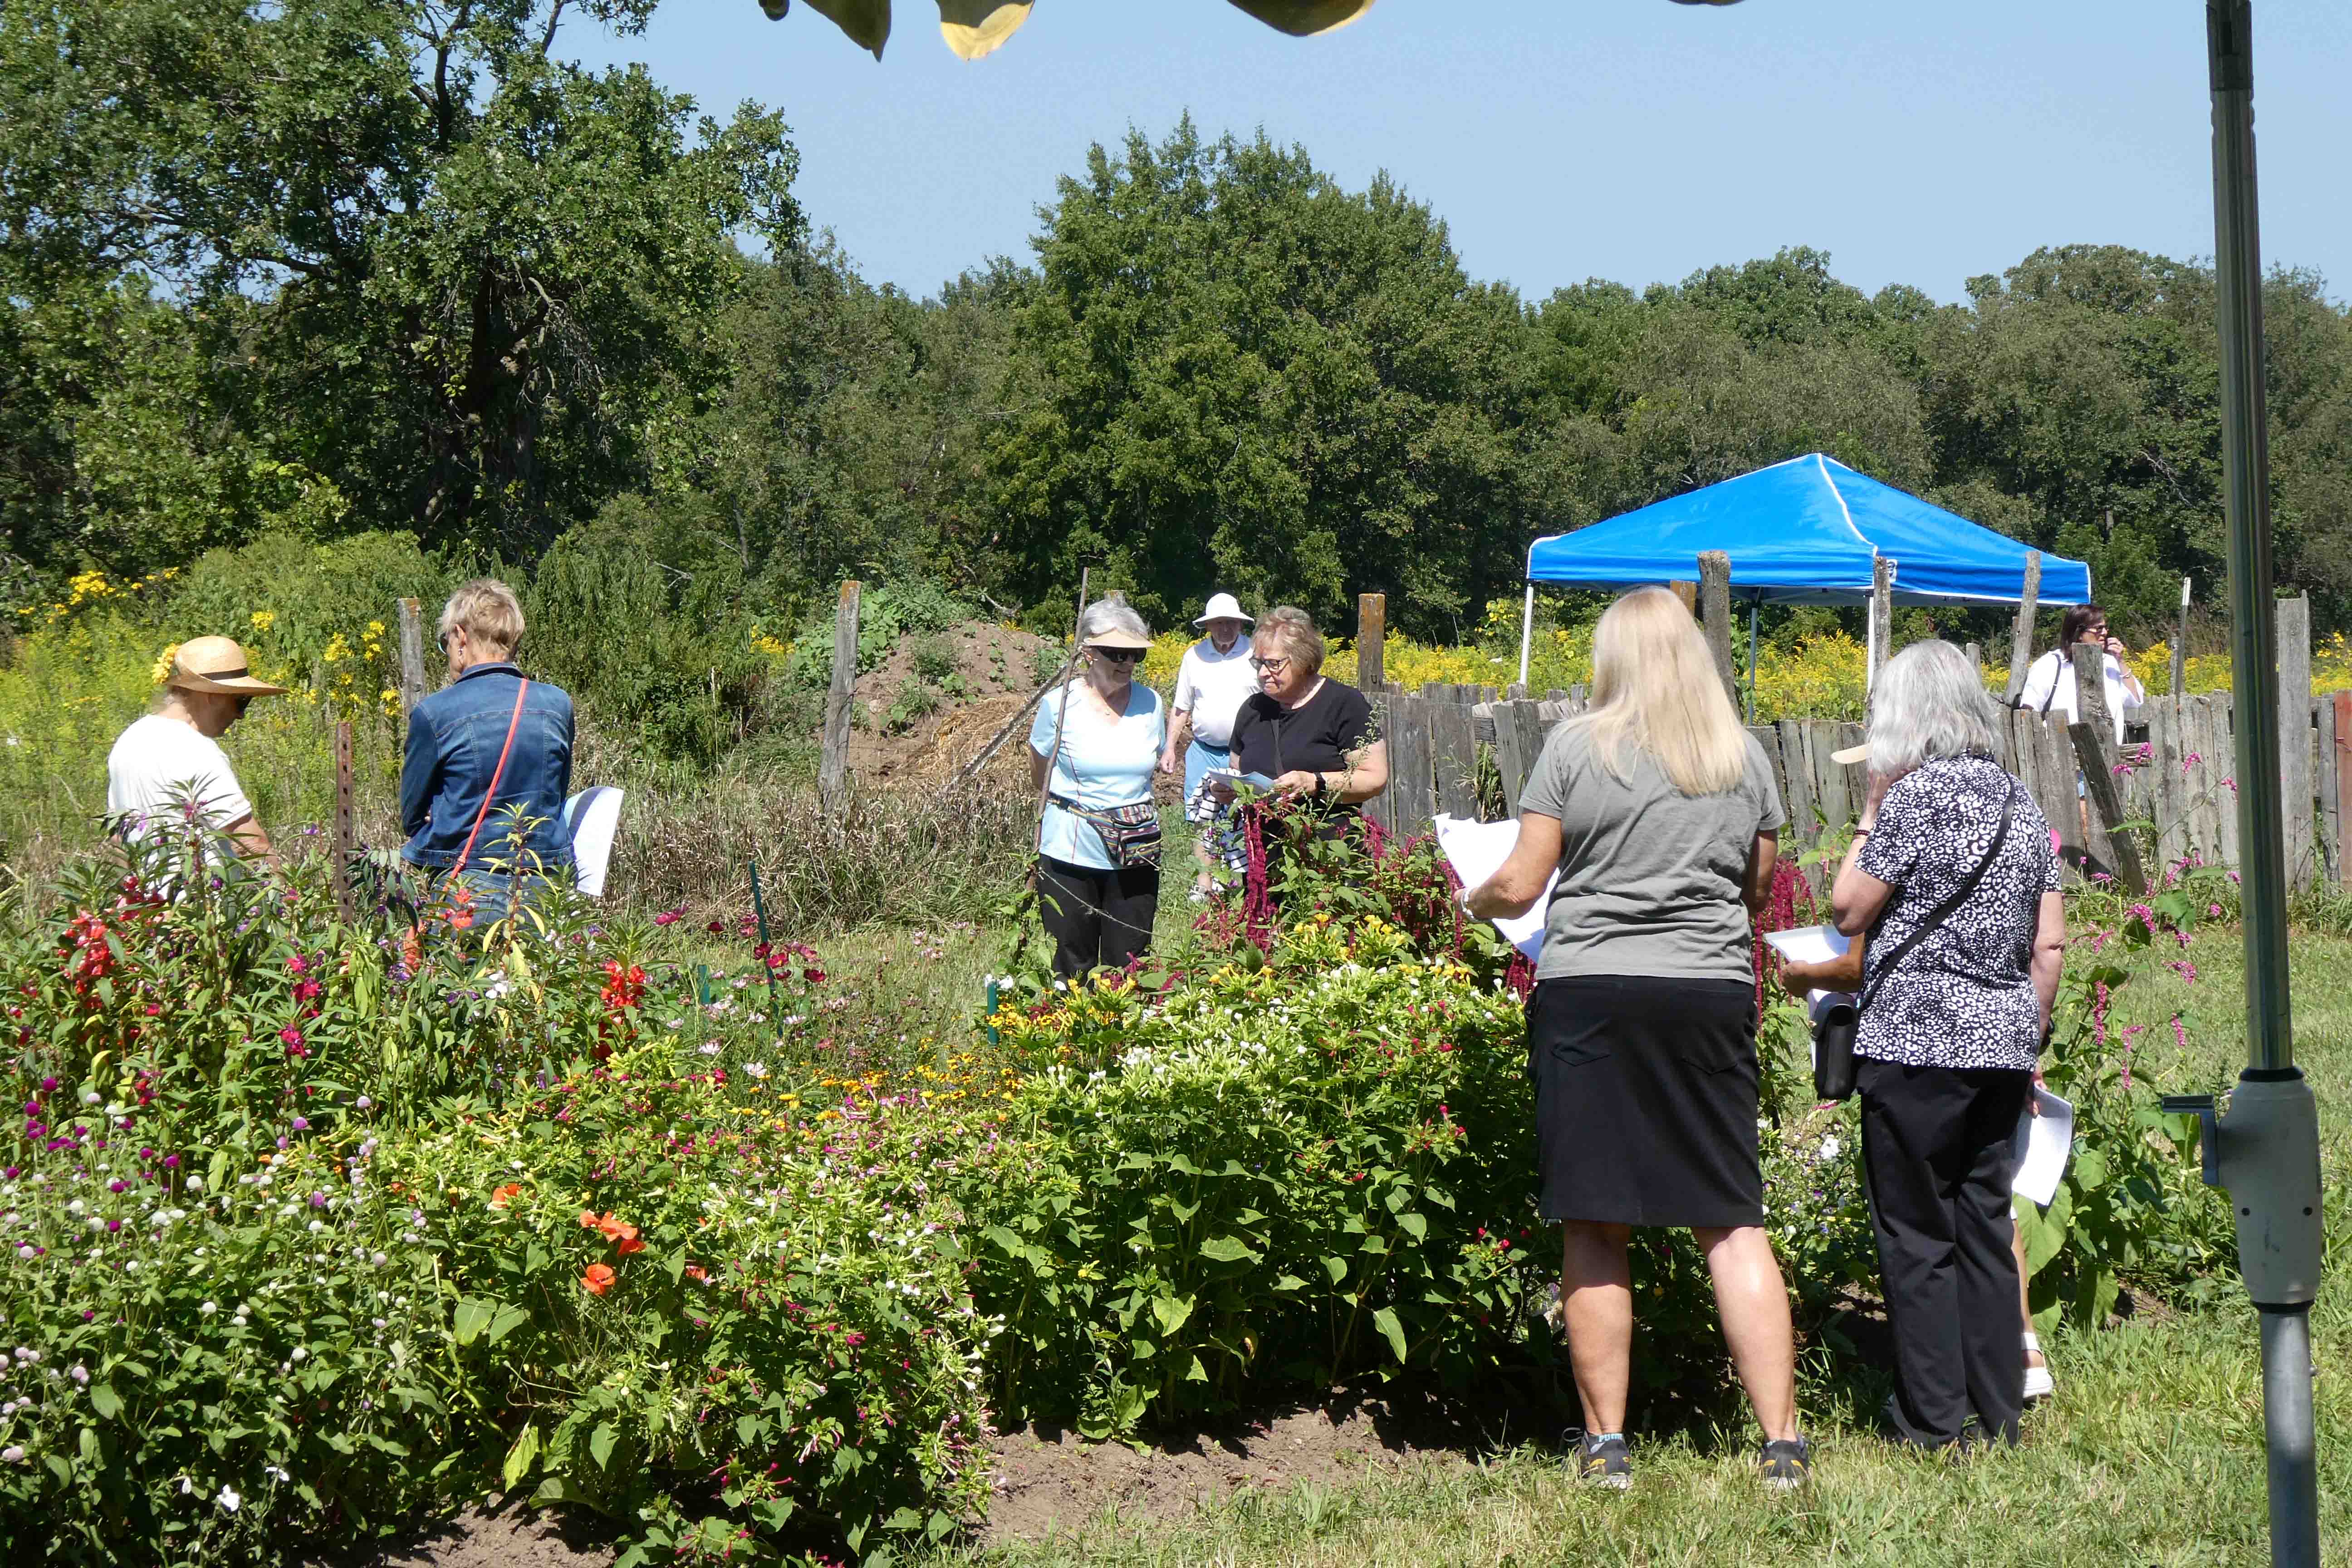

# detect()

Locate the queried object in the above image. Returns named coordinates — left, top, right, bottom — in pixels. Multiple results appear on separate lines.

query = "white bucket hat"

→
left=1193, top=592, right=1254, bottom=628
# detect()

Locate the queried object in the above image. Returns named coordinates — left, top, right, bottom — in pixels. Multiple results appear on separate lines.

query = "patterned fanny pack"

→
left=1050, top=795, right=1162, bottom=871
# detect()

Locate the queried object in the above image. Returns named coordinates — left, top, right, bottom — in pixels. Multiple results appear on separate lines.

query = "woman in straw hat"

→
left=107, top=635, right=286, bottom=867
left=1029, top=598, right=1166, bottom=977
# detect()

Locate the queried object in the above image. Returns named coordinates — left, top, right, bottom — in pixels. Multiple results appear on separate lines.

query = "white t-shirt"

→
left=1171, top=637, right=1259, bottom=748
left=2017, top=648, right=2143, bottom=742
left=106, top=714, right=254, bottom=843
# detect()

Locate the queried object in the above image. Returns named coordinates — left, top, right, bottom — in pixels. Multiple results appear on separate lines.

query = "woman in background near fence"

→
left=1029, top=600, right=1166, bottom=978
left=1833, top=639, right=2066, bottom=1453
left=1159, top=593, right=1258, bottom=902
left=399, top=579, right=576, bottom=928
left=1460, top=586, right=1807, bottom=1491
left=1221, top=606, right=1389, bottom=832
left=2015, top=603, right=2144, bottom=743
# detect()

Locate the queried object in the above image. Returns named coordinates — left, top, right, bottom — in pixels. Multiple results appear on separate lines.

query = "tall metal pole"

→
left=2205, top=7, right=2323, bottom=1564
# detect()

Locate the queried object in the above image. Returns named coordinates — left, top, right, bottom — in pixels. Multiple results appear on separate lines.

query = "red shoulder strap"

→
left=452, top=679, right=530, bottom=877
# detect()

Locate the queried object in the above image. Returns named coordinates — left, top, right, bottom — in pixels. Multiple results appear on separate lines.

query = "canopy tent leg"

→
left=1517, top=582, right=1535, bottom=690
left=1746, top=598, right=1759, bottom=723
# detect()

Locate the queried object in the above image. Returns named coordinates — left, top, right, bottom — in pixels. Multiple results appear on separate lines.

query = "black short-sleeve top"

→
left=1230, top=679, right=1377, bottom=820
left=1855, top=754, right=2058, bottom=1072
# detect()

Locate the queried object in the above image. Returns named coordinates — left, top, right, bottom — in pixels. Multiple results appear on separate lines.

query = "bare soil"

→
left=839, top=620, right=1055, bottom=785
left=300, top=1498, right=619, bottom=1568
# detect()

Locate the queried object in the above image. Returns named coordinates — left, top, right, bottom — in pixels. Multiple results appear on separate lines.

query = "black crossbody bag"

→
left=1814, top=782, right=2018, bottom=1101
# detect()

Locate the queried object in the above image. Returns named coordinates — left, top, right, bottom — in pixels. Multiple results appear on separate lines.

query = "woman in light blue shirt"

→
left=1029, top=599, right=1166, bottom=977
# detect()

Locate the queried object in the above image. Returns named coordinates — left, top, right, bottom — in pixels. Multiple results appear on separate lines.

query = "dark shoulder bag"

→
left=1813, top=782, right=2018, bottom=1101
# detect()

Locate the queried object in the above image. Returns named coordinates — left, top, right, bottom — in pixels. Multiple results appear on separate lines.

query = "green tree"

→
left=987, top=121, right=1543, bottom=638
left=0, top=0, right=798, bottom=569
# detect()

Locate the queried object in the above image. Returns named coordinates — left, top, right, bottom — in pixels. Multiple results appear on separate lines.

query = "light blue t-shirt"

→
left=1028, top=682, right=1166, bottom=870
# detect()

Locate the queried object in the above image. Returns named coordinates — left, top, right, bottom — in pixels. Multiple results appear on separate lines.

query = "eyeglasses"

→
left=1088, top=647, right=1143, bottom=664
left=1250, top=657, right=1290, bottom=673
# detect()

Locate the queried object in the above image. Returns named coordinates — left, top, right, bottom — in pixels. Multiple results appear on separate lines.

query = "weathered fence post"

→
left=2278, top=592, right=2313, bottom=888
left=1698, top=551, right=1736, bottom=710
left=2003, top=550, right=2043, bottom=707
left=2173, top=575, right=2192, bottom=698
left=819, top=579, right=861, bottom=808
left=2069, top=642, right=2147, bottom=895
left=2336, top=693, right=2352, bottom=888
left=396, top=598, right=428, bottom=715
left=332, top=720, right=354, bottom=925
left=1867, top=556, right=1895, bottom=690
left=1357, top=593, right=1386, bottom=692
left=1965, top=642, right=1983, bottom=685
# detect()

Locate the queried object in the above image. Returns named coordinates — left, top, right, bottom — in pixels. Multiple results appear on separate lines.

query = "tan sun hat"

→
left=166, top=636, right=288, bottom=697
left=1083, top=624, right=1152, bottom=652
left=1830, top=742, right=1870, bottom=766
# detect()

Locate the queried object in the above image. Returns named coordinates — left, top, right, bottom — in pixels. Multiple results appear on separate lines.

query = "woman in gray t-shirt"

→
left=1463, top=586, right=1805, bottom=1491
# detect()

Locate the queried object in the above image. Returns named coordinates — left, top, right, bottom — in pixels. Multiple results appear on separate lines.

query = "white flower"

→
left=265, top=1464, right=290, bottom=1481
left=186, top=1176, right=204, bottom=1192
left=370, top=1251, right=388, bottom=1267
left=1818, top=1137, right=1841, bottom=1161
left=216, top=1485, right=240, bottom=1513
left=0, top=1447, right=22, bottom=1464
left=199, top=1301, right=217, bottom=1315
left=289, top=1348, right=307, bottom=1363
left=745, top=1062, right=769, bottom=1079
left=81, top=1091, right=99, bottom=1106
left=69, top=1365, right=88, bottom=1386
left=15, top=1246, right=32, bottom=1260
left=179, top=1475, right=193, bottom=1494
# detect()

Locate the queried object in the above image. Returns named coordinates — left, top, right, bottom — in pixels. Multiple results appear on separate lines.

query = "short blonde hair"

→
left=1254, top=606, right=1325, bottom=676
left=1579, top=587, right=1748, bottom=796
left=439, top=579, right=525, bottom=660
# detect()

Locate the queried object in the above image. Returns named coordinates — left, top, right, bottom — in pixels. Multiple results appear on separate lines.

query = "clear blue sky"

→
left=577, top=0, right=2352, bottom=306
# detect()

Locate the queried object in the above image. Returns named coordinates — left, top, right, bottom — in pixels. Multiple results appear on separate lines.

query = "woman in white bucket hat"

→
left=1158, top=593, right=1257, bottom=900
left=106, top=635, right=286, bottom=867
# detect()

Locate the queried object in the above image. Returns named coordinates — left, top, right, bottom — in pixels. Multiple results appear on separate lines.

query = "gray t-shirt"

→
left=1518, top=722, right=1786, bottom=983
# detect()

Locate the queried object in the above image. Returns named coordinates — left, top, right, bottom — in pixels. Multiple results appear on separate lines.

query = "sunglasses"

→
left=1088, top=646, right=1143, bottom=664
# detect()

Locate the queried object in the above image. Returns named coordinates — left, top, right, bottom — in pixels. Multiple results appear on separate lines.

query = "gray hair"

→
left=1077, top=598, right=1150, bottom=645
left=1254, top=605, right=1326, bottom=676
left=1867, top=639, right=2004, bottom=775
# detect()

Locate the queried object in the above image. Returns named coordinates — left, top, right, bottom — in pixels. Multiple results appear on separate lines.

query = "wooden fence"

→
left=1364, top=658, right=2348, bottom=897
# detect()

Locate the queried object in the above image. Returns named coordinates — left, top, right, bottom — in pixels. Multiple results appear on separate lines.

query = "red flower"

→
left=582, top=1264, right=616, bottom=1296
left=489, top=1183, right=523, bottom=1209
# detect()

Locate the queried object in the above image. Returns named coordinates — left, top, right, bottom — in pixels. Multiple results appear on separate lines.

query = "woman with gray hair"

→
left=1029, top=598, right=1167, bottom=977
left=1832, top=639, right=2066, bottom=1453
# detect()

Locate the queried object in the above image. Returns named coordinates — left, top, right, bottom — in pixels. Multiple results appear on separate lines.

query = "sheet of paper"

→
left=1432, top=813, right=1554, bottom=961
left=1202, top=766, right=1280, bottom=793
left=2011, top=1088, right=2075, bottom=1205
left=564, top=785, right=625, bottom=899
left=1763, top=924, right=1852, bottom=966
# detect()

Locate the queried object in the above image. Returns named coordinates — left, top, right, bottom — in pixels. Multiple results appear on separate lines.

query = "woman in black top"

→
left=1222, top=606, right=1388, bottom=828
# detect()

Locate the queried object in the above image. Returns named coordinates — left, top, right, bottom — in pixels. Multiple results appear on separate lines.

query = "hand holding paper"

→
left=1433, top=814, right=1553, bottom=961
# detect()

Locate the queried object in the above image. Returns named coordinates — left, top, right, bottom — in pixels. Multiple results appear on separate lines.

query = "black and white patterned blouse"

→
left=1855, top=753, right=2058, bottom=1072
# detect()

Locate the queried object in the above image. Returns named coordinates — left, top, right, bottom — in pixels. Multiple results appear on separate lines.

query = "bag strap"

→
left=1859, top=779, right=2019, bottom=1015
left=451, top=678, right=531, bottom=878
left=2036, top=651, right=2063, bottom=714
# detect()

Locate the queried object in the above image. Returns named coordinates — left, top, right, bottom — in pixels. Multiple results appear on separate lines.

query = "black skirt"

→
left=1529, top=975, right=1764, bottom=1229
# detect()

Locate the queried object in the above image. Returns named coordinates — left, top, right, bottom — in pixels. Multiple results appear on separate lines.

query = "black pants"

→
left=1858, top=1057, right=2032, bottom=1448
left=1037, top=857, right=1159, bottom=979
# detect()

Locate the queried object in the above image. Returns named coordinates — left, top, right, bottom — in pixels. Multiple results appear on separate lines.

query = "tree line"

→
left=6, top=0, right=2350, bottom=649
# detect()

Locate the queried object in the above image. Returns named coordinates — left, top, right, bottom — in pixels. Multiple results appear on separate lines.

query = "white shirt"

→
left=1171, top=637, right=1259, bottom=748
left=2017, top=648, right=2143, bottom=742
left=106, top=714, right=253, bottom=843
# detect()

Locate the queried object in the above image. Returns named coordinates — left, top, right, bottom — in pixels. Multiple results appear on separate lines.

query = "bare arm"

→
left=1461, top=810, right=1563, bottom=921
left=1831, top=769, right=1896, bottom=936
left=222, top=812, right=278, bottom=871
left=1333, top=738, right=1387, bottom=803
left=1742, top=830, right=1779, bottom=917
left=1029, top=745, right=1051, bottom=794
left=2030, top=888, right=2066, bottom=1032
left=1160, top=707, right=1193, bottom=774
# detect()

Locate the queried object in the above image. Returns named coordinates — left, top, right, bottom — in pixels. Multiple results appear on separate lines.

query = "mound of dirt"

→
left=838, top=619, right=1056, bottom=785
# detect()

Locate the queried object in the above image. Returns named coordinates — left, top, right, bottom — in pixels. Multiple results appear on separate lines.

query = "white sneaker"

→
left=2023, top=1330, right=2053, bottom=1401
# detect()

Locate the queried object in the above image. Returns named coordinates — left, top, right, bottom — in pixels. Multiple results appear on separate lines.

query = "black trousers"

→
left=1858, top=1056, right=2033, bottom=1448
left=1037, top=857, right=1159, bottom=979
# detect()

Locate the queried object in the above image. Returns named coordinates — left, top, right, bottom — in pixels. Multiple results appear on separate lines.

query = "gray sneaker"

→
left=1575, top=1432, right=1631, bottom=1490
left=1759, top=1436, right=1813, bottom=1490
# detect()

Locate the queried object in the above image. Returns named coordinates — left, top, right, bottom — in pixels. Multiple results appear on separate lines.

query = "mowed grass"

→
left=936, top=926, right=2352, bottom=1567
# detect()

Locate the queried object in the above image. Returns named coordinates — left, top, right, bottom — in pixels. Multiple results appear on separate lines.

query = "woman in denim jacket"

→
left=399, top=578, right=575, bottom=926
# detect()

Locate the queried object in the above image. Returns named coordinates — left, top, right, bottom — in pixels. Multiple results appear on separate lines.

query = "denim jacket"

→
left=399, top=663, right=576, bottom=872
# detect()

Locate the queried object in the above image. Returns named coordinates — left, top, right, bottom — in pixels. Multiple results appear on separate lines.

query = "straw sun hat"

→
left=165, top=636, right=288, bottom=697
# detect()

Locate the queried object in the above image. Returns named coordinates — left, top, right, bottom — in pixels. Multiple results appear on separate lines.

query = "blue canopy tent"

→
left=1516, top=452, right=2092, bottom=697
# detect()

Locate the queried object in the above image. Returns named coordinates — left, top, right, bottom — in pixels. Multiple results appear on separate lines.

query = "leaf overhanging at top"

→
left=757, top=0, right=1740, bottom=59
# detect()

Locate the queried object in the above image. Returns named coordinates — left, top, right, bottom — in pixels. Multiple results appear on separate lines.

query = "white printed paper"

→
left=1433, top=813, right=1554, bottom=962
left=2011, top=1088, right=2075, bottom=1206
left=564, top=786, right=625, bottom=899
left=1763, top=924, right=1852, bottom=966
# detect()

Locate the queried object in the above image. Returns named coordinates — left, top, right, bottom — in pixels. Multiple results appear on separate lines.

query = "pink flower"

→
left=287, top=955, right=306, bottom=975
left=653, top=907, right=685, bottom=926
left=279, top=1026, right=304, bottom=1050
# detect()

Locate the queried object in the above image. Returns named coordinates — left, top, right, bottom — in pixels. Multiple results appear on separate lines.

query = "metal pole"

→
left=2206, top=8, right=2322, bottom=1565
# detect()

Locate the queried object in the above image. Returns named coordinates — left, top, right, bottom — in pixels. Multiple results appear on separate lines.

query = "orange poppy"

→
left=615, top=1234, right=645, bottom=1256
left=581, top=1263, right=616, bottom=1296
left=489, top=1183, right=523, bottom=1209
